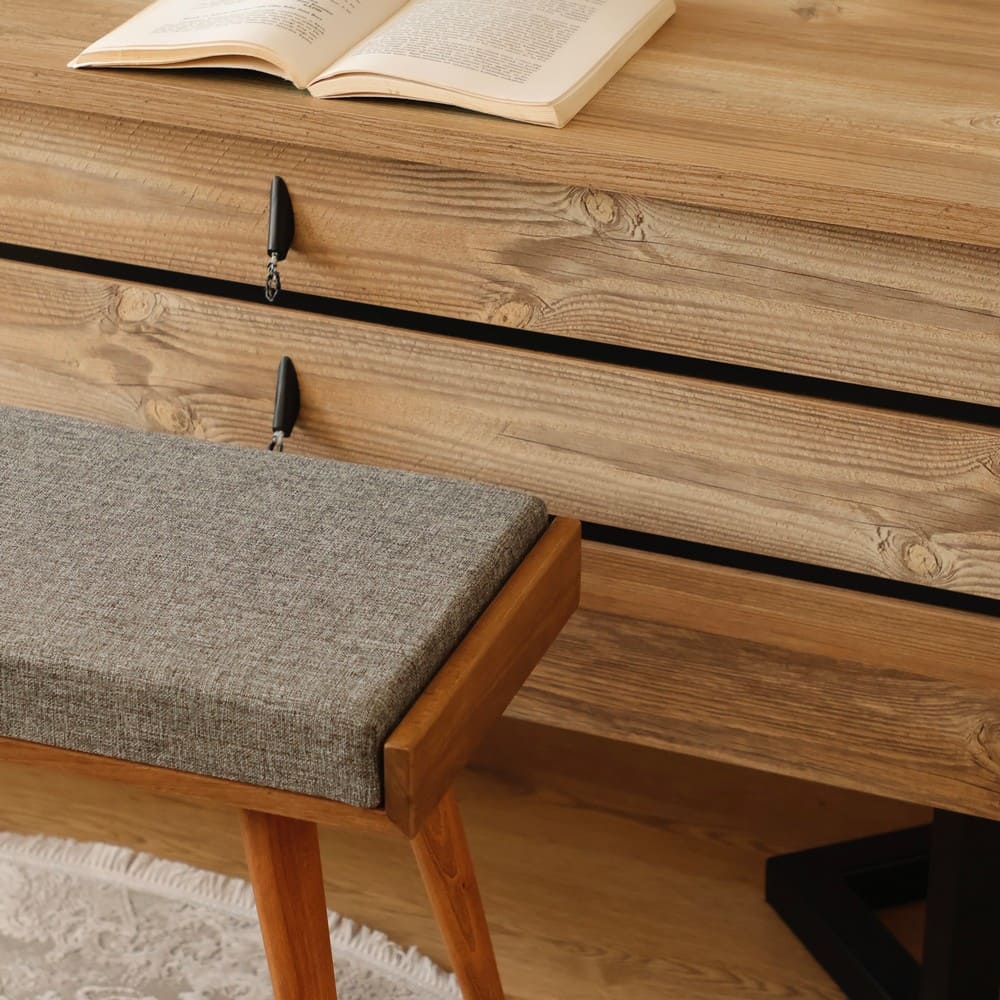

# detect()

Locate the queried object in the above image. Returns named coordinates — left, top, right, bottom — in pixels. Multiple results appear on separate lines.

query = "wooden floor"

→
left=0, top=719, right=930, bottom=999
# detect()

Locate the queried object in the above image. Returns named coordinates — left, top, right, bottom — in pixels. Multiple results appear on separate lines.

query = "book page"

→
left=317, top=0, right=664, bottom=103
left=73, top=0, right=407, bottom=85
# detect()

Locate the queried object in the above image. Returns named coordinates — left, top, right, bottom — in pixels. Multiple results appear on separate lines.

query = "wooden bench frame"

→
left=0, top=516, right=581, bottom=999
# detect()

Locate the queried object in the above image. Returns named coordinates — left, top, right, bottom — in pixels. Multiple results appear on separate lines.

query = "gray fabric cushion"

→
left=0, top=406, right=547, bottom=807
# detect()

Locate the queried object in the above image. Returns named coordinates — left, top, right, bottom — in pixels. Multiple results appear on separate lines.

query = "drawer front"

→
left=3, top=102, right=999, bottom=406
left=524, top=542, right=1000, bottom=821
left=3, top=258, right=1000, bottom=598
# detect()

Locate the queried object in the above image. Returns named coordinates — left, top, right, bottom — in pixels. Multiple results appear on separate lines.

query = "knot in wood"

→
left=791, top=1, right=842, bottom=20
left=970, top=721, right=1000, bottom=776
left=144, top=396, right=199, bottom=436
left=114, top=285, right=160, bottom=325
left=583, top=189, right=618, bottom=226
left=902, top=539, right=941, bottom=580
left=577, top=188, right=645, bottom=238
left=876, top=525, right=945, bottom=584
left=487, top=296, right=536, bottom=328
left=969, top=113, right=1000, bottom=133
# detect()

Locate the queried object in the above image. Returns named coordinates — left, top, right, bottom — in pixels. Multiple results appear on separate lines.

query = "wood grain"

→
left=410, top=789, right=504, bottom=1000
left=3, top=102, right=998, bottom=403
left=0, top=0, right=997, bottom=246
left=0, top=717, right=931, bottom=1000
left=384, top=518, right=581, bottom=837
left=241, top=811, right=338, bottom=1000
left=4, top=259, right=1000, bottom=598
left=514, top=542, right=1000, bottom=821
left=0, top=736, right=397, bottom=835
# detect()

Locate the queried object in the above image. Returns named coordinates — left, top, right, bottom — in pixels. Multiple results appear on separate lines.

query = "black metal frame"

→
left=766, top=810, right=1000, bottom=999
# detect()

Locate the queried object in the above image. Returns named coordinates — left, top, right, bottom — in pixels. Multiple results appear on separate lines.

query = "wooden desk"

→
left=1, top=0, right=999, bottom=827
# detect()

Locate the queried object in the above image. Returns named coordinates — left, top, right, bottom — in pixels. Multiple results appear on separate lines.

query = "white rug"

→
left=0, top=831, right=460, bottom=1000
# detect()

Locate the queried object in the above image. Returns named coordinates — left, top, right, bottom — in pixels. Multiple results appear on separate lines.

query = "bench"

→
left=0, top=403, right=581, bottom=999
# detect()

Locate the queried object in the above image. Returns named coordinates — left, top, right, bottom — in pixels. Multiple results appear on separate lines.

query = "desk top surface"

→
left=3, top=0, right=999, bottom=247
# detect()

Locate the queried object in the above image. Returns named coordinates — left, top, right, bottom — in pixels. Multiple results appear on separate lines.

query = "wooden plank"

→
left=384, top=518, right=581, bottom=838
left=3, top=104, right=998, bottom=404
left=4, top=258, right=1000, bottom=597
left=513, top=542, right=1000, bottom=820
left=0, top=736, right=397, bottom=835
left=0, top=0, right=997, bottom=247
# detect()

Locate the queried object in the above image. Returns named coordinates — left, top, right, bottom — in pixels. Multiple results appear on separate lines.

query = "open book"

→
left=70, top=0, right=676, bottom=127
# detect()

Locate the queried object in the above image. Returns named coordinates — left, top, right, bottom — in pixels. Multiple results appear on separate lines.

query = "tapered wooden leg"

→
left=411, top=788, right=504, bottom=1000
left=241, top=810, right=338, bottom=1000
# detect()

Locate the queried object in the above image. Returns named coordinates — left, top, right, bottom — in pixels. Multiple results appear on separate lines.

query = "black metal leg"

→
left=920, top=811, right=1000, bottom=999
left=766, top=826, right=926, bottom=999
left=766, top=810, right=1000, bottom=1000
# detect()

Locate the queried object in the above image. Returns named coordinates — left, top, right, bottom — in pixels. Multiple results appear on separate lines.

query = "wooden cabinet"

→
left=5, top=258, right=1000, bottom=597
left=4, top=101, right=999, bottom=404
left=2, top=0, right=1000, bottom=819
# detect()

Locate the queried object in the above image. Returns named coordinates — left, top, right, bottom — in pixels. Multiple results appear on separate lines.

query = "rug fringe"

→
left=0, top=830, right=459, bottom=996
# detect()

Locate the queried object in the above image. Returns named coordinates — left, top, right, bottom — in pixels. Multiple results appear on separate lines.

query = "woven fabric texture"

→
left=0, top=406, right=547, bottom=807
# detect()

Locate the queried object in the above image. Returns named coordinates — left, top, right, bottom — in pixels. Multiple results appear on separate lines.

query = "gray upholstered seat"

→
left=0, top=406, right=547, bottom=807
